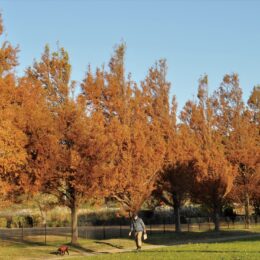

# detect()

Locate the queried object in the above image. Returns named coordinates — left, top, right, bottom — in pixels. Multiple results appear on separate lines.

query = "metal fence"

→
left=0, top=216, right=259, bottom=244
left=0, top=225, right=130, bottom=243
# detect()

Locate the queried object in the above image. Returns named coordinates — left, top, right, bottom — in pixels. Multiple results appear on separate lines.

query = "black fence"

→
left=0, top=216, right=259, bottom=244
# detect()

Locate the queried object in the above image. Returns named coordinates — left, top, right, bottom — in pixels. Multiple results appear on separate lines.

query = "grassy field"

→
left=0, top=227, right=260, bottom=259
left=84, top=236, right=260, bottom=260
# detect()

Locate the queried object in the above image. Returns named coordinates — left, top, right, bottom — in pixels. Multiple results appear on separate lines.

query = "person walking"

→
left=129, top=214, right=147, bottom=250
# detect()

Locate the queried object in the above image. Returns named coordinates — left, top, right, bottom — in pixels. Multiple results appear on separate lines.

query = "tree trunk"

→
left=213, top=206, right=220, bottom=232
left=71, top=200, right=78, bottom=244
left=38, top=204, right=47, bottom=226
left=173, top=195, right=181, bottom=233
left=244, top=192, right=250, bottom=229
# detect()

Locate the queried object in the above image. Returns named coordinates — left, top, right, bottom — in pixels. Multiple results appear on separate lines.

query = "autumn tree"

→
left=16, top=76, right=59, bottom=196
left=247, top=86, right=260, bottom=219
left=248, top=85, right=260, bottom=125
left=213, top=75, right=260, bottom=228
left=0, top=15, right=28, bottom=204
left=182, top=76, right=234, bottom=231
left=156, top=160, right=195, bottom=232
left=27, top=46, right=107, bottom=244
left=228, top=109, right=259, bottom=227
left=82, top=45, right=166, bottom=216
left=152, top=92, right=196, bottom=232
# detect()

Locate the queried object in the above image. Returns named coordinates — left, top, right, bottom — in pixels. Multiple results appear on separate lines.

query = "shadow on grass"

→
left=49, top=251, right=66, bottom=256
left=1, top=229, right=260, bottom=257
left=144, top=230, right=260, bottom=246
left=69, top=243, right=95, bottom=254
left=95, top=241, right=124, bottom=249
left=143, top=249, right=260, bottom=254
left=1, top=236, right=96, bottom=256
left=1, top=237, right=48, bottom=247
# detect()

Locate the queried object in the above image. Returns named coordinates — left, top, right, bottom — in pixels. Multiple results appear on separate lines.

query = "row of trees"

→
left=0, top=16, right=259, bottom=243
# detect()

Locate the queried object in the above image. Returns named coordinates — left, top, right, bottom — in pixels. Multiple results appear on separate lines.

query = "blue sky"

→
left=1, top=0, right=260, bottom=111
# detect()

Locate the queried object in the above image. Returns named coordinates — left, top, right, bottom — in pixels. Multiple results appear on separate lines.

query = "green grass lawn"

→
left=0, top=227, right=260, bottom=259
left=83, top=237, right=260, bottom=260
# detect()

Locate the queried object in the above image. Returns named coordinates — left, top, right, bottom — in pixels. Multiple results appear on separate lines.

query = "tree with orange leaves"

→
left=14, top=74, right=60, bottom=197
left=213, top=75, right=260, bottom=228
left=247, top=86, right=260, bottom=219
left=152, top=89, right=196, bottom=232
left=0, top=16, right=28, bottom=205
left=27, top=46, right=107, bottom=244
left=155, top=127, right=197, bottom=232
left=227, top=108, right=259, bottom=227
left=182, top=76, right=234, bottom=231
left=82, top=45, right=166, bottom=216
left=248, top=85, right=259, bottom=125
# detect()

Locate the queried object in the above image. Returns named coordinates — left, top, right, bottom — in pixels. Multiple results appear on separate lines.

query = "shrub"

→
left=0, top=217, right=7, bottom=228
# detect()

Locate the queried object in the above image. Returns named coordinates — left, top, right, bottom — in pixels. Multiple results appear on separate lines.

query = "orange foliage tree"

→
left=0, top=16, right=28, bottom=205
left=16, top=76, right=59, bottom=196
left=182, top=76, right=234, bottom=231
left=27, top=46, right=107, bottom=244
left=213, top=75, right=260, bottom=227
left=153, top=92, right=197, bottom=232
left=1, top=11, right=259, bottom=238
left=82, top=45, right=166, bottom=215
left=247, top=86, right=260, bottom=218
left=248, top=86, right=260, bottom=124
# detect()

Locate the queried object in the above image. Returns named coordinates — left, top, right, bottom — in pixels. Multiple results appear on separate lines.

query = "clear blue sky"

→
left=1, top=0, right=260, bottom=111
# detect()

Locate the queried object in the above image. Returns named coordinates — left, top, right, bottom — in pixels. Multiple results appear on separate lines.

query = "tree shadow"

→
left=1, top=236, right=96, bottom=255
left=144, top=249, right=260, bottom=254
left=144, top=230, right=260, bottom=246
left=66, top=243, right=95, bottom=254
left=1, top=237, right=47, bottom=247
left=95, top=241, right=124, bottom=249
left=49, top=251, right=62, bottom=255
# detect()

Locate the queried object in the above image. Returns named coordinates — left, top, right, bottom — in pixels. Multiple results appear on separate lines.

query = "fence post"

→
left=44, top=224, right=47, bottom=245
left=21, top=224, right=24, bottom=241
left=198, top=218, right=200, bottom=231
left=149, top=222, right=152, bottom=235
left=163, top=218, right=166, bottom=233
left=208, top=217, right=211, bottom=231
left=103, top=225, right=106, bottom=239
left=119, top=222, right=122, bottom=238
left=187, top=218, right=190, bottom=232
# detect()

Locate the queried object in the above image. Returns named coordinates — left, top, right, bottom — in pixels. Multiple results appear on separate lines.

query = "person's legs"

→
left=134, top=232, right=138, bottom=249
left=136, top=231, right=143, bottom=249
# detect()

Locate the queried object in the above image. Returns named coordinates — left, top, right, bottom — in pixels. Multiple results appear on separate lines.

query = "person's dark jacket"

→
left=130, top=217, right=146, bottom=232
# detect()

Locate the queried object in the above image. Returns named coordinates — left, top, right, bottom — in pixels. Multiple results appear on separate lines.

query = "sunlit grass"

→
left=83, top=236, right=260, bottom=260
left=0, top=226, right=260, bottom=259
